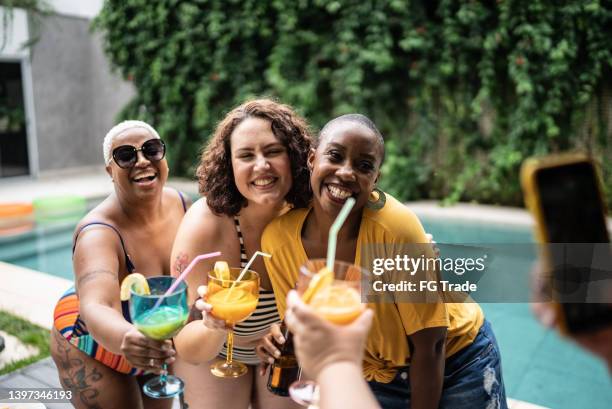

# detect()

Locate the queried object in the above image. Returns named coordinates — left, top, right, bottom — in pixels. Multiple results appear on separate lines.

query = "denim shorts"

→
left=368, top=320, right=507, bottom=409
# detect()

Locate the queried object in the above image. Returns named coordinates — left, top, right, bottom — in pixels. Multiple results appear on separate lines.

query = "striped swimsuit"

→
left=217, top=217, right=281, bottom=365
left=52, top=191, right=187, bottom=376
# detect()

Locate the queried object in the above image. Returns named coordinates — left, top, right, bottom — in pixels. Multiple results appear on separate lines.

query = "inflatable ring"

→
left=0, top=203, right=34, bottom=235
left=33, top=195, right=87, bottom=224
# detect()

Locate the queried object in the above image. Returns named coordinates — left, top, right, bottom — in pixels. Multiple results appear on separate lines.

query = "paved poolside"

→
left=0, top=356, right=183, bottom=408
left=0, top=166, right=198, bottom=203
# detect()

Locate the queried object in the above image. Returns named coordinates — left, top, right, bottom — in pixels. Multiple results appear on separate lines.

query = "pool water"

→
left=0, top=213, right=610, bottom=408
left=420, top=216, right=612, bottom=409
left=0, top=221, right=75, bottom=280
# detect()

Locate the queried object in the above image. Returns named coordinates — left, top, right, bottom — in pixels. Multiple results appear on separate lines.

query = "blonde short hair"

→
left=103, top=120, right=160, bottom=165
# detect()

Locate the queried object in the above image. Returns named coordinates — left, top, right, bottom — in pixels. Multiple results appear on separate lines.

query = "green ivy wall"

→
left=94, top=0, right=612, bottom=207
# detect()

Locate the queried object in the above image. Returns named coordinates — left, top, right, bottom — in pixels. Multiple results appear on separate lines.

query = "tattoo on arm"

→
left=173, top=252, right=189, bottom=275
left=76, top=269, right=116, bottom=287
left=176, top=252, right=203, bottom=320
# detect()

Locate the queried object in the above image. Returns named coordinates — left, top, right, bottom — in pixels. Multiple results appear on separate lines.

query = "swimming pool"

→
left=0, top=211, right=610, bottom=408
left=420, top=216, right=611, bottom=409
left=0, top=221, right=75, bottom=280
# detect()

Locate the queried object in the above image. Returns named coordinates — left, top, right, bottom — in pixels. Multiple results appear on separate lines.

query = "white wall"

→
left=0, top=0, right=105, bottom=57
left=0, top=7, right=29, bottom=58
left=29, top=12, right=135, bottom=172
left=49, top=0, right=104, bottom=19
left=1, top=1, right=132, bottom=175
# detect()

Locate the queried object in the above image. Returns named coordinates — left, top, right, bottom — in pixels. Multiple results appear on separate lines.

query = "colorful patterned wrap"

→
left=53, top=286, right=143, bottom=376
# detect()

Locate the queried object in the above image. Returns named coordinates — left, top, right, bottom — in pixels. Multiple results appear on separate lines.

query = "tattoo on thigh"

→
left=53, top=330, right=103, bottom=409
left=77, top=269, right=116, bottom=287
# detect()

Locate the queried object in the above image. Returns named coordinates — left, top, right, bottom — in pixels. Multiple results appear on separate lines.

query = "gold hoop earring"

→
left=366, top=187, right=386, bottom=210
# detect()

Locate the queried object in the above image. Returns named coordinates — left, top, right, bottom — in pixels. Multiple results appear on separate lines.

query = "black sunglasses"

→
left=111, top=139, right=166, bottom=169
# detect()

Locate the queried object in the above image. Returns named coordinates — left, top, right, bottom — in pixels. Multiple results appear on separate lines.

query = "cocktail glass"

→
left=289, top=259, right=366, bottom=408
left=129, top=275, right=189, bottom=398
left=206, top=268, right=260, bottom=378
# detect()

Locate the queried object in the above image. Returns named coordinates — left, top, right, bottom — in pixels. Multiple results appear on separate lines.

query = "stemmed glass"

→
left=206, top=268, right=260, bottom=378
left=289, top=259, right=366, bottom=408
left=129, top=276, right=189, bottom=398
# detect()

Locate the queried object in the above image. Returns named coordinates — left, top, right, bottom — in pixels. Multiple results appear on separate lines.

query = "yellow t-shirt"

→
left=261, top=193, right=484, bottom=383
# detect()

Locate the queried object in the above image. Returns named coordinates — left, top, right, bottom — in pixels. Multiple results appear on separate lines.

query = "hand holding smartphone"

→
left=521, top=153, right=612, bottom=335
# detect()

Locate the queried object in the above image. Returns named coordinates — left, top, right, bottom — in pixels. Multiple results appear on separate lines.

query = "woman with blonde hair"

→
left=51, top=120, right=190, bottom=409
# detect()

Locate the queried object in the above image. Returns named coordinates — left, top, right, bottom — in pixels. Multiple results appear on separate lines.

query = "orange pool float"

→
left=0, top=203, right=35, bottom=235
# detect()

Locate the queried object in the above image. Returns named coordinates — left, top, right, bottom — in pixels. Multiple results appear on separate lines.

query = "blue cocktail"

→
left=129, top=276, right=189, bottom=398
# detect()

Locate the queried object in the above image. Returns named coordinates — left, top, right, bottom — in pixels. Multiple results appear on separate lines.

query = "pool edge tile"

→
left=0, top=261, right=72, bottom=329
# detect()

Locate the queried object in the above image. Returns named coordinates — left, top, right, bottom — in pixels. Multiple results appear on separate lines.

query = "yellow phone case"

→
left=520, top=152, right=607, bottom=333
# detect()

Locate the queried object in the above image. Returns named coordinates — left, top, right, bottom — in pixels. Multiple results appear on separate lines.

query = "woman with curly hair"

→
left=172, top=99, right=311, bottom=409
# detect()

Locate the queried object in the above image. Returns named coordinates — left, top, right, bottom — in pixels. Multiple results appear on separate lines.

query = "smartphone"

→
left=521, top=153, right=612, bottom=334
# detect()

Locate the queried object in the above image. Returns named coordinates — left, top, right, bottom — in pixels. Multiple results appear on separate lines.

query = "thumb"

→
left=195, top=298, right=212, bottom=312
left=286, top=290, right=304, bottom=309
left=352, top=308, right=374, bottom=331
left=197, top=285, right=208, bottom=298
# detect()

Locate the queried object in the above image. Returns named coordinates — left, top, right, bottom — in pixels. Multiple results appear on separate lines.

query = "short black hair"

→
left=317, top=113, right=385, bottom=164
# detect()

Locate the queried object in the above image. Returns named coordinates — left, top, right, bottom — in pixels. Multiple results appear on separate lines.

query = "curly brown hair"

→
left=196, top=98, right=313, bottom=216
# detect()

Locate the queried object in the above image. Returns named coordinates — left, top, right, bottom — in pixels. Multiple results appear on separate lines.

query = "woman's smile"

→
left=309, top=120, right=383, bottom=215
left=108, top=128, right=169, bottom=197
left=251, top=175, right=278, bottom=189
left=231, top=117, right=292, bottom=206
left=132, top=170, right=159, bottom=186
left=324, top=182, right=356, bottom=204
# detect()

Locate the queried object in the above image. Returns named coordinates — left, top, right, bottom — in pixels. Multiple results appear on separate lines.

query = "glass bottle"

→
left=267, top=323, right=300, bottom=396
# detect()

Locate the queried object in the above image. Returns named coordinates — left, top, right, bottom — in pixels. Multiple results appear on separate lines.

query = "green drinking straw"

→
left=224, top=251, right=271, bottom=301
left=326, top=197, right=356, bottom=271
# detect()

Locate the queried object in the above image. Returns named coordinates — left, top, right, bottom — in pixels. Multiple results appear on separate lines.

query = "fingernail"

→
left=541, top=308, right=555, bottom=327
left=268, top=357, right=274, bottom=364
left=162, top=345, right=169, bottom=350
left=166, top=357, right=175, bottom=364
left=279, top=336, right=285, bottom=343
left=287, top=290, right=299, bottom=303
left=274, top=351, right=280, bottom=358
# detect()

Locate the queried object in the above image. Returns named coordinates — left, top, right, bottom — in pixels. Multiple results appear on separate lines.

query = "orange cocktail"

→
left=207, top=267, right=259, bottom=378
left=207, top=285, right=258, bottom=324
left=309, top=284, right=364, bottom=325
left=289, top=259, right=368, bottom=407
left=298, top=259, right=366, bottom=326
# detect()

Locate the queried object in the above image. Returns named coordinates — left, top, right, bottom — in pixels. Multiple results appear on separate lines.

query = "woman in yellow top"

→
left=260, top=114, right=507, bottom=409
